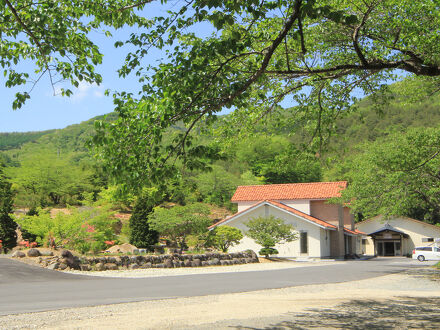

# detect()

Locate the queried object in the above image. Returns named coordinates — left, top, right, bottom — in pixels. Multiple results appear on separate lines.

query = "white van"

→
left=412, top=246, right=440, bottom=261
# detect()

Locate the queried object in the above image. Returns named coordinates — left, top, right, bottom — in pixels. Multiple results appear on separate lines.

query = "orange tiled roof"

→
left=231, top=181, right=347, bottom=202
left=209, top=200, right=337, bottom=230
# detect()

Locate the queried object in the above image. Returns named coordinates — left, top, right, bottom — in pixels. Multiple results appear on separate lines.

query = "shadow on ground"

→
left=233, top=296, right=440, bottom=329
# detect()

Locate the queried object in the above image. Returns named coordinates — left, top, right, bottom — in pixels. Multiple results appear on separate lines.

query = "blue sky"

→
left=0, top=2, right=208, bottom=133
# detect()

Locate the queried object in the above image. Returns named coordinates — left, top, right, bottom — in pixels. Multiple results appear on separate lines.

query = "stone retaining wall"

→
left=18, top=249, right=259, bottom=271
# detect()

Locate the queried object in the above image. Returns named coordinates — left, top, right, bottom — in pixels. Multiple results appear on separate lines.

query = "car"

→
left=412, top=246, right=440, bottom=261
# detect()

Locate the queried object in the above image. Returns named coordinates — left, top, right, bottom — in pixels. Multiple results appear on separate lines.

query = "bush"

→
left=259, top=247, right=279, bottom=257
left=15, top=205, right=117, bottom=254
left=245, top=215, right=298, bottom=252
left=207, top=226, right=243, bottom=252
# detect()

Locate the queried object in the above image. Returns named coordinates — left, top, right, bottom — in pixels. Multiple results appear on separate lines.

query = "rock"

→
left=191, top=259, right=201, bottom=267
left=211, top=258, right=220, bottom=265
left=140, top=262, right=152, bottom=269
left=11, top=251, right=25, bottom=258
left=40, top=250, right=54, bottom=256
left=129, top=264, right=140, bottom=270
left=58, top=263, right=68, bottom=270
left=27, top=248, right=41, bottom=257
left=105, top=243, right=138, bottom=254
left=95, top=263, right=105, bottom=271
left=183, top=259, right=192, bottom=267
left=104, top=263, right=118, bottom=270
left=61, top=250, right=73, bottom=259
left=201, top=261, right=208, bottom=267
left=47, top=262, right=60, bottom=270
left=164, top=259, right=173, bottom=268
left=80, top=264, right=91, bottom=271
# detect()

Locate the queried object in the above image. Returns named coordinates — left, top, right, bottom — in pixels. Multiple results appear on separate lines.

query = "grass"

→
left=434, top=261, right=440, bottom=269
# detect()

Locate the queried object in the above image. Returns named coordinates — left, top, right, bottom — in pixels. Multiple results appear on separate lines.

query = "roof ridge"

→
left=235, top=181, right=347, bottom=188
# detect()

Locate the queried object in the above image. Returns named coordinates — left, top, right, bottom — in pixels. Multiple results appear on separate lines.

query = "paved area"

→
left=1, top=267, right=439, bottom=329
left=0, top=257, right=436, bottom=316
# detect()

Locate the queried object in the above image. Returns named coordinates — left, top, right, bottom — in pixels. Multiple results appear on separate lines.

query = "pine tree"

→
left=0, top=166, right=17, bottom=251
left=129, top=191, right=159, bottom=249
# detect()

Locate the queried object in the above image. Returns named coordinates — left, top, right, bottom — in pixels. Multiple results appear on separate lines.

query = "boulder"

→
left=105, top=243, right=138, bottom=254
left=58, top=263, right=68, bottom=270
left=129, top=264, right=140, bottom=270
left=80, top=264, right=91, bottom=271
left=183, top=259, right=192, bottom=267
left=140, top=262, right=152, bottom=269
left=27, top=248, right=41, bottom=257
left=163, top=259, right=173, bottom=268
left=191, top=259, right=201, bottom=267
left=40, top=250, right=54, bottom=257
left=11, top=251, right=25, bottom=258
left=47, top=262, right=60, bottom=270
left=94, top=263, right=105, bottom=271
left=104, top=263, right=118, bottom=270
left=61, top=250, right=73, bottom=259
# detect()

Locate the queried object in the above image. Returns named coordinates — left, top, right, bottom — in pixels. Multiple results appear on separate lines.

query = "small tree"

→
left=208, top=226, right=243, bottom=252
left=245, top=216, right=298, bottom=257
left=149, top=203, right=212, bottom=252
left=0, top=166, right=17, bottom=252
left=129, top=188, right=161, bottom=249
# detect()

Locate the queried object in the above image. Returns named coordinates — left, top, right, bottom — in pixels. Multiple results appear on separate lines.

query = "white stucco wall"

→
left=220, top=203, right=332, bottom=258
left=236, top=199, right=311, bottom=214
left=356, top=216, right=440, bottom=255
left=274, top=199, right=310, bottom=215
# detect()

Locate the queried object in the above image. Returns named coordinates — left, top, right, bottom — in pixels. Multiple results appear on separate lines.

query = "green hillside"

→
left=1, top=83, right=439, bottom=212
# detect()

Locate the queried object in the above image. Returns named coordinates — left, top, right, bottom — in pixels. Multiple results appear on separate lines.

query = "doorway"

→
left=376, top=241, right=401, bottom=256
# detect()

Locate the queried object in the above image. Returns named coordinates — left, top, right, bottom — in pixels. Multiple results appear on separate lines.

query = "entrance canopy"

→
left=367, top=223, right=409, bottom=238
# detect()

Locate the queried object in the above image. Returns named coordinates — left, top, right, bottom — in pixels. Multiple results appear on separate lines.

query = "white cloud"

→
left=49, top=82, right=104, bottom=102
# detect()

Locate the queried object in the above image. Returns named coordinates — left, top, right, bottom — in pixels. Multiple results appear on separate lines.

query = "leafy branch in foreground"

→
left=92, top=0, right=440, bottom=190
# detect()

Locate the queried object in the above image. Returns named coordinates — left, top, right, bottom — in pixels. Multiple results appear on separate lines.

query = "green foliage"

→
left=245, top=216, right=298, bottom=249
left=0, top=166, right=17, bottom=251
left=338, top=127, right=440, bottom=224
left=259, top=247, right=279, bottom=258
left=0, top=131, right=54, bottom=151
left=149, top=203, right=212, bottom=251
left=208, top=226, right=243, bottom=252
left=129, top=189, right=161, bottom=248
left=15, top=206, right=117, bottom=254
left=92, top=0, right=440, bottom=189
left=1, top=1, right=149, bottom=108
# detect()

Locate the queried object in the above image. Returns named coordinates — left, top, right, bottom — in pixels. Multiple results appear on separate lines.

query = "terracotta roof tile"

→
left=231, top=181, right=347, bottom=202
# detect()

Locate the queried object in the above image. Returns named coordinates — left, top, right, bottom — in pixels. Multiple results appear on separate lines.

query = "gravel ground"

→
left=1, top=265, right=439, bottom=329
left=64, top=259, right=345, bottom=278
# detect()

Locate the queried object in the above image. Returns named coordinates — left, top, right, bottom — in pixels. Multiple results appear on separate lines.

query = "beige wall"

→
left=236, top=199, right=311, bottom=214
left=356, top=216, right=440, bottom=255
left=222, top=204, right=333, bottom=258
left=310, top=200, right=353, bottom=228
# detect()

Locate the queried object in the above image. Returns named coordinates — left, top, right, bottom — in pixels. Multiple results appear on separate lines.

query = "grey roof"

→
left=367, top=223, right=409, bottom=237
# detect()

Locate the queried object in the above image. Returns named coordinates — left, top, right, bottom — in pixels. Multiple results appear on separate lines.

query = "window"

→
left=422, top=237, right=434, bottom=242
left=416, top=247, right=432, bottom=251
left=300, top=232, right=308, bottom=254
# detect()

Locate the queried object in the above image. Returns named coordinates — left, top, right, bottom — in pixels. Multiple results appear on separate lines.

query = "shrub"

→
left=15, top=205, right=117, bottom=254
left=259, top=247, right=279, bottom=257
left=208, top=226, right=243, bottom=252
left=245, top=215, right=298, bottom=256
left=149, top=203, right=211, bottom=252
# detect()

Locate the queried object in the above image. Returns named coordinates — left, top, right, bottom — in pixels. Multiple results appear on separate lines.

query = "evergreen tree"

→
left=129, top=190, right=160, bottom=249
left=0, top=166, right=17, bottom=251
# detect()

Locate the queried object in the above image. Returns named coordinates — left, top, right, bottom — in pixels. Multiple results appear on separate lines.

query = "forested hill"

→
left=1, top=86, right=439, bottom=210
left=0, top=130, right=55, bottom=151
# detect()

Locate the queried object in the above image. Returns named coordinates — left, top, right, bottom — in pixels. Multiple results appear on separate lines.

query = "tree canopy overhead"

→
left=4, top=0, right=440, bottom=191
left=1, top=0, right=150, bottom=109
left=91, top=0, right=440, bottom=190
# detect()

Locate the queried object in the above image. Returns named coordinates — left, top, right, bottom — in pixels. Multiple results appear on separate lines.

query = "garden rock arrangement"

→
left=12, top=249, right=259, bottom=271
